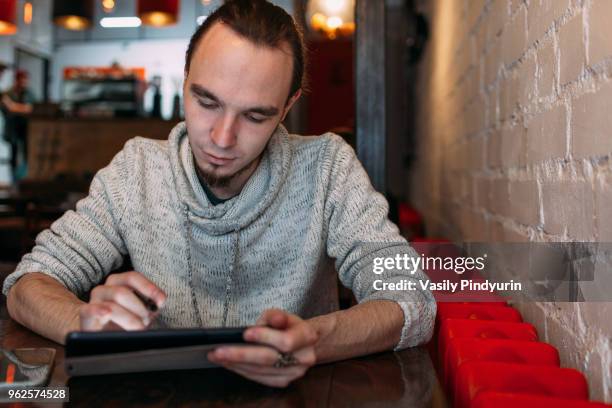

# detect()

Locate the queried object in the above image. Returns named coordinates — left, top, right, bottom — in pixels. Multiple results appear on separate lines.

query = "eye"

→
left=245, top=113, right=266, bottom=124
left=197, top=99, right=218, bottom=110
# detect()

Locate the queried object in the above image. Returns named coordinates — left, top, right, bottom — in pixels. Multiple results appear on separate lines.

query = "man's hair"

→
left=185, top=0, right=306, bottom=100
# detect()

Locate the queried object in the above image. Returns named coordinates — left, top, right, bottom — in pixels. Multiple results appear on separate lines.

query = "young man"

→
left=2, top=0, right=434, bottom=387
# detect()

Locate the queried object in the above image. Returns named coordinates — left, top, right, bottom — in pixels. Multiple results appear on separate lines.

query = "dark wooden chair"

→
left=0, top=187, right=31, bottom=261
left=0, top=176, right=90, bottom=260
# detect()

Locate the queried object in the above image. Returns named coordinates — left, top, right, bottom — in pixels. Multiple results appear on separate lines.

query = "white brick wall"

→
left=411, top=0, right=612, bottom=401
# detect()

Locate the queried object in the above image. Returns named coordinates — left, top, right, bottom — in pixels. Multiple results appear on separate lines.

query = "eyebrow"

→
left=190, top=84, right=280, bottom=117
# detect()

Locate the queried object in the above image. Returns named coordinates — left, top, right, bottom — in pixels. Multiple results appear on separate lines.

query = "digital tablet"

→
left=65, top=328, right=249, bottom=376
left=65, top=327, right=247, bottom=357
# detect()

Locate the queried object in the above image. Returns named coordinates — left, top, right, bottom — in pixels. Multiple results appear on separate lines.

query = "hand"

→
left=208, top=309, right=318, bottom=388
left=1, top=94, right=11, bottom=108
left=79, top=271, right=166, bottom=331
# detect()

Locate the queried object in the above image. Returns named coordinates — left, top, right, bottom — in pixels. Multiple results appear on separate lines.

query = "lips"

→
left=204, top=151, right=235, bottom=165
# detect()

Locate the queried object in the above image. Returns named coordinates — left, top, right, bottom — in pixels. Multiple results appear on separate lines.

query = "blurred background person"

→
left=1, top=69, right=35, bottom=182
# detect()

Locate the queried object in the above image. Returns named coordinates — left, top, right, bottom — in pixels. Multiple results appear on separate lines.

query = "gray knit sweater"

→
left=2, top=122, right=435, bottom=349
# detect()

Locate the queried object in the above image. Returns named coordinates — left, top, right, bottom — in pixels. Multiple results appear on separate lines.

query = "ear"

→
left=280, top=89, right=302, bottom=122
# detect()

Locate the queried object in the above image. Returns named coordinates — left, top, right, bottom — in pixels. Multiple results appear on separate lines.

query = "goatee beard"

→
left=196, top=163, right=232, bottom=188
left=194, top=155, right=258, bottom=189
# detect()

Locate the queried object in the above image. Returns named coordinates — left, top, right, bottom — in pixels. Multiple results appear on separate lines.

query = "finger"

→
left=89, top=285, right=152, bottom=323
left=255, top=309, right=289, bottom=329
left=244, top=323, right=318, bottom=353
left=209, top=346, right=278, bottom=366
left=80, top=303, right=113, bottom=331
left=210, top=345, right=316, bottom=367
left=95, top=301, right=147, bottom=331
left=104, top=271, right=166, bottom=309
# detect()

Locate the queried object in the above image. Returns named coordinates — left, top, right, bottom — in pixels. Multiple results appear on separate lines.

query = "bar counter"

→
left=27, top=118, right=179, bottom=180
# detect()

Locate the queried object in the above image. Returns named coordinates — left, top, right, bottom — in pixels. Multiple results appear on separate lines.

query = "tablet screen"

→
left=65, top=327, right=247, bottom=357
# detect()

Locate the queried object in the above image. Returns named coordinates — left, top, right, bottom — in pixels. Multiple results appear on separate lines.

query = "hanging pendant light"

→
left=23, top=2, right=33, bottom=25
left=306, top=0, right=355, bottom=40
left=53, top=0, right=94, bottom=31
left=102, top=0, right=116, bottom=13
left=0, top=0, right=18, bottom=35
left=138, top=0, right=179, bottom=27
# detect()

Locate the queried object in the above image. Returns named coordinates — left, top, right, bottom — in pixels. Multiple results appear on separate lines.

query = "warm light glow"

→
left=140, top=11, right=176, bottom=27
left=338, top=21, right=355, bottom=36
left=0, top=20, right=17, bottom=35
left=102, top=0, right=116, bottom=13
left=326, top=16, right=342, bottom=29
left=100, top=17, right=141, bottom=28
left=306, top=0, right=355, bottom=39
left=201, top=0, right=212, bottom=4
left=310, top=12, right=326, bottom=31
left=0, top=0, right=17, bottom=35
left=324, top=0, right=345, bottom=14
left=55, top=15, right=91, bottom=30
left=24, top=2, right=32, bottom=25
left=137, top=0, right=179, bottom=27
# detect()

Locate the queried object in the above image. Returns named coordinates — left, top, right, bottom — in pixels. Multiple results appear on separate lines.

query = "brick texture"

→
left=571, top=82, right=612, bottom=159
left=527, top=0, right=570, bottom=44
left=410, top=0, right=612, bottom=401
left=595, top=179, right=612, bottom=241
left=502, top=6, right=527, bottom=66
left=537, top=37, right=556, bottom=99
left=525, top=103, right=567, bottom=164
left=588, top=0, right=612, bottom=66
left=501, top=124, right=525, bottom=167
left=542, top=180, right=594, bottom=240
left=509, top=180, right=540, bottom=225
left=558, top=14, right=585, bottom=84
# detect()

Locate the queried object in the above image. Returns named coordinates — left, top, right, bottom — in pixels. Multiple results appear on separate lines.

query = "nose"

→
left=210, top=113, right=238, bottom=149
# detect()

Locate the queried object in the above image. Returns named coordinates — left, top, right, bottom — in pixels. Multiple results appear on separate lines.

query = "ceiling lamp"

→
left=0, top=0, right=18, bottom=35
left=102, top=0, right=116, bottom=13
left=306, top=0, right=355, bottom=40
left=138, top=0, right=179, bottom=27
left=53, top=0, right=94, bottom=31
left=24, top=2, right=33, bottom=25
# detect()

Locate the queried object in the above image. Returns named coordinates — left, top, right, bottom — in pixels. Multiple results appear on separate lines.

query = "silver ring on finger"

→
left=273, top=352, right=298, bottom=368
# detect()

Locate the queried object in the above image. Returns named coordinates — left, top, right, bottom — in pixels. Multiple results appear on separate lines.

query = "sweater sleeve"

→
left=323, top=135, right=436, bottom=350
left=2, top=146, right=130, bottom=299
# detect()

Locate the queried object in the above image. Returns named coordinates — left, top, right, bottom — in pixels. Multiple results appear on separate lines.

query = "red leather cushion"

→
left=444, top=338, right=559, bottom=394
left=455, top=362, right=588, bottom=408
left=473, top=392, right=611, bottom=408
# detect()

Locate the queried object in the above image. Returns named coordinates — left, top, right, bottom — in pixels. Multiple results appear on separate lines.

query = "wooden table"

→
left=1, top=296, right=448, bottom=407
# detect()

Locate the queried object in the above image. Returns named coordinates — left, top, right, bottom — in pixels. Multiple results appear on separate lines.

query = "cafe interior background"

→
left=0, top=0, right=610, bottom=404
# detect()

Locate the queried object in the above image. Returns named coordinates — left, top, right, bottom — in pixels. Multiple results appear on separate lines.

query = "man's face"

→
left=16, top=75, right=28, bottom=89
left=183, top=22, right=299, bottom=188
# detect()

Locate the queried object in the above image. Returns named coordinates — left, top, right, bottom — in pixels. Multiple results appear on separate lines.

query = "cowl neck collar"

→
left=168, top=122, right=292, bottom=236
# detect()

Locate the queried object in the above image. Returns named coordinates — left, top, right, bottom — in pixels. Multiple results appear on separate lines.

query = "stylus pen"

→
left=133, top=290, right=158, bottom=313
